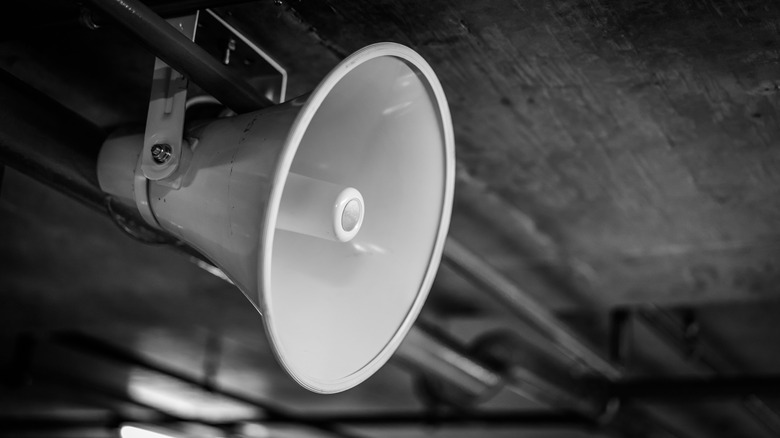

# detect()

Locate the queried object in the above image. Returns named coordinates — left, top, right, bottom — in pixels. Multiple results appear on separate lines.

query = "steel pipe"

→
left=82, top=0, right=274, bottom=113
left=470, top=330, right=605, bottom=415
left=396, top=325, right=610, bottom=420
left=443, top=239, right=621, bottom=380
left=396, top=325, right=503, bottom=401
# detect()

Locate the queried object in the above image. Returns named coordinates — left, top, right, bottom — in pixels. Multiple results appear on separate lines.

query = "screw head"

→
left=151, top=143, right=172, bottom=164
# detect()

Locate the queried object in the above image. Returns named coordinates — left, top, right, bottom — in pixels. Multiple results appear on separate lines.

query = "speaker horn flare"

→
left=98, top=43, right=455, bottom=393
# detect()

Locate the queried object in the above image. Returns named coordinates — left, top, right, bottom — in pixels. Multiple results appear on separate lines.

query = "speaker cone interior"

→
left=264, top=44, right=454, bottom=393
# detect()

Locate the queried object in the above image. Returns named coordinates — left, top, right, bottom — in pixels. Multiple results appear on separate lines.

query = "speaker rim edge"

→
left=260, top=42, right=456, bottom=394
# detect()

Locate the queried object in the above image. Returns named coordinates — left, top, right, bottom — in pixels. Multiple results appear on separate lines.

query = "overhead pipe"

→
left=395, top=324, right=504, bottom=402
left=443, top=239, right=621, bottom=380
left=468, top=330, right=606, bottom=415
left=397, top=323, right=605, bottom=416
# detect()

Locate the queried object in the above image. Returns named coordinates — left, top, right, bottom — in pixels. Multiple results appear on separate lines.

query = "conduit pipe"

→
left=397, top=324, right=604, bottom=416
left=443, top=239, right=621, bottom=380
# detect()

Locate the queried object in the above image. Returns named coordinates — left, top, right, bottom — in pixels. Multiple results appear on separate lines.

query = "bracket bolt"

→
left=151, top=143, right=172, bottom=165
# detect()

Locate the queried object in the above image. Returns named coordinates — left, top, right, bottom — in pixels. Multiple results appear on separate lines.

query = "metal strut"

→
left=82, top=0, right=274, bottom=114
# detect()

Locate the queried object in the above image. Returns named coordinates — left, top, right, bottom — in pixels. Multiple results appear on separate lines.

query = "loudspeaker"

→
left=97, top=43, right=454, bottom=393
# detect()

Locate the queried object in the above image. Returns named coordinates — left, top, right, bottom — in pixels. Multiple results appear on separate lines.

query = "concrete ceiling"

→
left=2, top=1, right=780, bottom=437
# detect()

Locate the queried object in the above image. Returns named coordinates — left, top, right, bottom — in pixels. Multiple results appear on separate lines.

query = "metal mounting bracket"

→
left=199, top=9, right=287, bottom=104
left=134, top=13, right=198, bottom=228
left=139, top=13, right=198, bottom=182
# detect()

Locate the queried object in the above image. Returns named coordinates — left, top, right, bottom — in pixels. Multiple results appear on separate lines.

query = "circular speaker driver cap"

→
left=341, top=198, right=362, bottom=232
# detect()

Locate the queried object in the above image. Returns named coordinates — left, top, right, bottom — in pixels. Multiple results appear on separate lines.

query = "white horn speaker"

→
left=97, top=43, right=455, bottom=393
